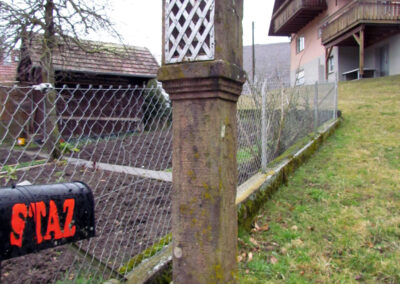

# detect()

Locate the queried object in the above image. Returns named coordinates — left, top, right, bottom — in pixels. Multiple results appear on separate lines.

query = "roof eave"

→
left=54, top=68, right=157, bottom=79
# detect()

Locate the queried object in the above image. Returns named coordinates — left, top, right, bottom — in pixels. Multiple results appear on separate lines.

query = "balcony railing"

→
left=321, top=0, right=400, bottom=44
left=271, top=0, right=327, bottom=35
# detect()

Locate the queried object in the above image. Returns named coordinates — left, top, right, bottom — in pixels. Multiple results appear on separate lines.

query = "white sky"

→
left=96, top=1, right=289, bottom=62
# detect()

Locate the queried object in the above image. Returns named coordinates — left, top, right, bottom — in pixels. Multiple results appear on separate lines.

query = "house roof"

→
left=27, top=36, right=159, bottom=78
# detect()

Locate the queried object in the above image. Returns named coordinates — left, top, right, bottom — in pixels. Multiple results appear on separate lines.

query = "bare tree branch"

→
left=0, top=0, right=123, bottom=158
left=0, top=0, right=122, bottom=84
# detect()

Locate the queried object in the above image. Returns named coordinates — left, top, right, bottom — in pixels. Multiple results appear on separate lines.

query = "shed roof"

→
left=27, top=36, right=159, bottom=78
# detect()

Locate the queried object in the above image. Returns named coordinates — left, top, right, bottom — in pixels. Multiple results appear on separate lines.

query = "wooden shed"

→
left=16, top=37, right=159, bottom=139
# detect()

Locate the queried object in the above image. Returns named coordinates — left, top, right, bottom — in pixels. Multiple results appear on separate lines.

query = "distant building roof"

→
left=243, top=42, right=290, bottom=87
left=26, top=36, right=159, bottom=78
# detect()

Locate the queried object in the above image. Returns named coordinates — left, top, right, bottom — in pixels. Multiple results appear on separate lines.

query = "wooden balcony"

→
left=321, top=0, right=400, bottom=45
left=269, top=0, right=327, bottom=36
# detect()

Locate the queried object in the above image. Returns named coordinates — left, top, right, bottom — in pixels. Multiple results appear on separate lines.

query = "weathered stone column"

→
left=158, top=0, right=245, bottom=283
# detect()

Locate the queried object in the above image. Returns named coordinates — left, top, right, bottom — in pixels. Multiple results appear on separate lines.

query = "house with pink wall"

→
left=269, top=0, right=400, bottom=85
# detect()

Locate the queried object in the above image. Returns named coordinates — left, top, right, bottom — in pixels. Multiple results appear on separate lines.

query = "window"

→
left=295, top=69, right=305, bottom=86
left=328, top=56, right=334, bottom=73
left=296, top=36, right=305, bottom=53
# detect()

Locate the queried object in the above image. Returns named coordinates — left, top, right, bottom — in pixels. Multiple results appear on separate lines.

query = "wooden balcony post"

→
left=359, top=27, right=365, bottom=79
left=352, top=25, right=365, bottom=79
left=158, top=0, right=245, bottom=283
left=325, top=47, right=333, bottom=81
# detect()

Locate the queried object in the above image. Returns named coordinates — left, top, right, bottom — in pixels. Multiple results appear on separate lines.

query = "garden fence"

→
left=0, top=80, right=337, bottom=283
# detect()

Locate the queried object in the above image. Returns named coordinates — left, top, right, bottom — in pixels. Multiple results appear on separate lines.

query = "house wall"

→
left=290, top=0, right=349, bottom=85
left=364, top=33, right=400, bottom=76
left=290, top=0, right=400, bottom=84
left=388, top=34, right=400, bottom=75
left=338, top=47, right=359, bottom=80
left=337, top=33, right=400, bottom=80
left=290, top=46, right=340, bottom=85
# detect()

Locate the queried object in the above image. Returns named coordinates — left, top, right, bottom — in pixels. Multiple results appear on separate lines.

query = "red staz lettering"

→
left=63, top=199, right=76, bottom=238
left=43, top=200, right=63, bottom=241
left=28, top=201, right=47, bottom=244
left=10, top=198, right=77, bottom=247
left=10, top=203, right=28, bottom=247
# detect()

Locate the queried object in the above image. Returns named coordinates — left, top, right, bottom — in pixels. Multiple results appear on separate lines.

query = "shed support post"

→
left=159, top=0, right=245, bottom=283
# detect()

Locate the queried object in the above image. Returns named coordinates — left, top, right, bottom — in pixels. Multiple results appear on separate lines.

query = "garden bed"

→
left=68, top=130, right=172, bottom=171
left=1, top=163, right=172, bottom=283
left=0, top=148, right=43, bottom=169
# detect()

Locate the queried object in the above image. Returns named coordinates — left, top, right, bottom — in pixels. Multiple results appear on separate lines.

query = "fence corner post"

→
left=158, top=0, right=245, bottom=283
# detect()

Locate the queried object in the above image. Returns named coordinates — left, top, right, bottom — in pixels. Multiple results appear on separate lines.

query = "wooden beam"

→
left=324, top=25, right=364, bottom=48
left=353, top=33, right=361, bottom=45
left=359, top=27, right=365, bottom=79
left=325, top=46, right=333, bottom=80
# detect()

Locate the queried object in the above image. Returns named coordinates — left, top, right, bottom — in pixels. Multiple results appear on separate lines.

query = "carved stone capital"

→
left=158, top=60, right=246, bottom=102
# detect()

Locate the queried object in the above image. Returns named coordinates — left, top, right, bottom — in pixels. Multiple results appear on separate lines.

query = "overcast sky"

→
left=95, top=1, right=289, bottom=62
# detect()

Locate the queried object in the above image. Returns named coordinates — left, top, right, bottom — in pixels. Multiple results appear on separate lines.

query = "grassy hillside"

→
left=238, top=75, right=400, bottom=283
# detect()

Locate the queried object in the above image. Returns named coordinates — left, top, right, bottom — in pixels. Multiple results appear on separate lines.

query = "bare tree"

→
left=0, top=0, right=121, bottom=158
left=0, top=0, right=120, bottom=84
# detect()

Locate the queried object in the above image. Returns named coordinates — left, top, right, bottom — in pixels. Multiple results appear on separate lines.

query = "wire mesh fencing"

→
left=0, top=80, right=337, bottom=283
left=0, top=84, right=172, bottom=283
left=236, top=80, right=337, bottom=184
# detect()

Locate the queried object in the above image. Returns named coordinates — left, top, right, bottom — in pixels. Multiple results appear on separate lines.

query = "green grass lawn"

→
left=238, top=75, right=400, bottom=283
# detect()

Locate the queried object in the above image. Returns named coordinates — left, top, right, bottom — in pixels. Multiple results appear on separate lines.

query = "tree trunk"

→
left=42, top=0, right=61, bottom=159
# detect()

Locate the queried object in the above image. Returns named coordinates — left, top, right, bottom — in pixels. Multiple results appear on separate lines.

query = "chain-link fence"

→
left=0, top=80, right=337, bottom=283
left=0, top=84, right=172, bottom=283
left=236, top=80, right=337, bottom=185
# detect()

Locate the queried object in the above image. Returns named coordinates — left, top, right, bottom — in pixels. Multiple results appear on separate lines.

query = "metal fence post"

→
left=261, top=81, right=267, bottom=172
left=334, top=73, right=339, bottom=119
left=314, top=81, right=319, bottom=131
left=159, top=0, right=245, bottom=282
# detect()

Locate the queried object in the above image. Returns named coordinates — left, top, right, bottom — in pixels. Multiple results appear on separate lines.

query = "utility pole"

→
left=252, top=21, right=256, bottom=83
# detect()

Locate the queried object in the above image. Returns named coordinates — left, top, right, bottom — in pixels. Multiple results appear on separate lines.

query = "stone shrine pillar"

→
left=158, top=1, right=245, bottom=282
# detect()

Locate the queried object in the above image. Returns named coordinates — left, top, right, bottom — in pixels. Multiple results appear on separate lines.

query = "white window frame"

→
left=295, top=69, right=305, bottom=86
left=328, top=56, right=335, bottom=73
left=296, top=36, right=305, bottom=53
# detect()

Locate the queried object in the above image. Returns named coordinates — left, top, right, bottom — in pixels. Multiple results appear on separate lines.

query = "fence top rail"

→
left=0, top=84, right=162, bottom=91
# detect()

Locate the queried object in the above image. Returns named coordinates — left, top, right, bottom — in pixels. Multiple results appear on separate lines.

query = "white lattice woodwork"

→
left=165, top=0, right=215, bottom=64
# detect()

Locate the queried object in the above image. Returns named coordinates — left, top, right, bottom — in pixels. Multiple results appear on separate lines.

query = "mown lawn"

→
left=238, top=75, right=400, bottom=283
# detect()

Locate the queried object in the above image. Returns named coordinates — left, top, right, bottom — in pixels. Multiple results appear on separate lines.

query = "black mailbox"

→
left=0, top=182, right=95, bottom=261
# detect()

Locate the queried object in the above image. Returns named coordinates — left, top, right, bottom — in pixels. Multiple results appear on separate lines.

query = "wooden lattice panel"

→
left=165, top=0, right=215, bottom=64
